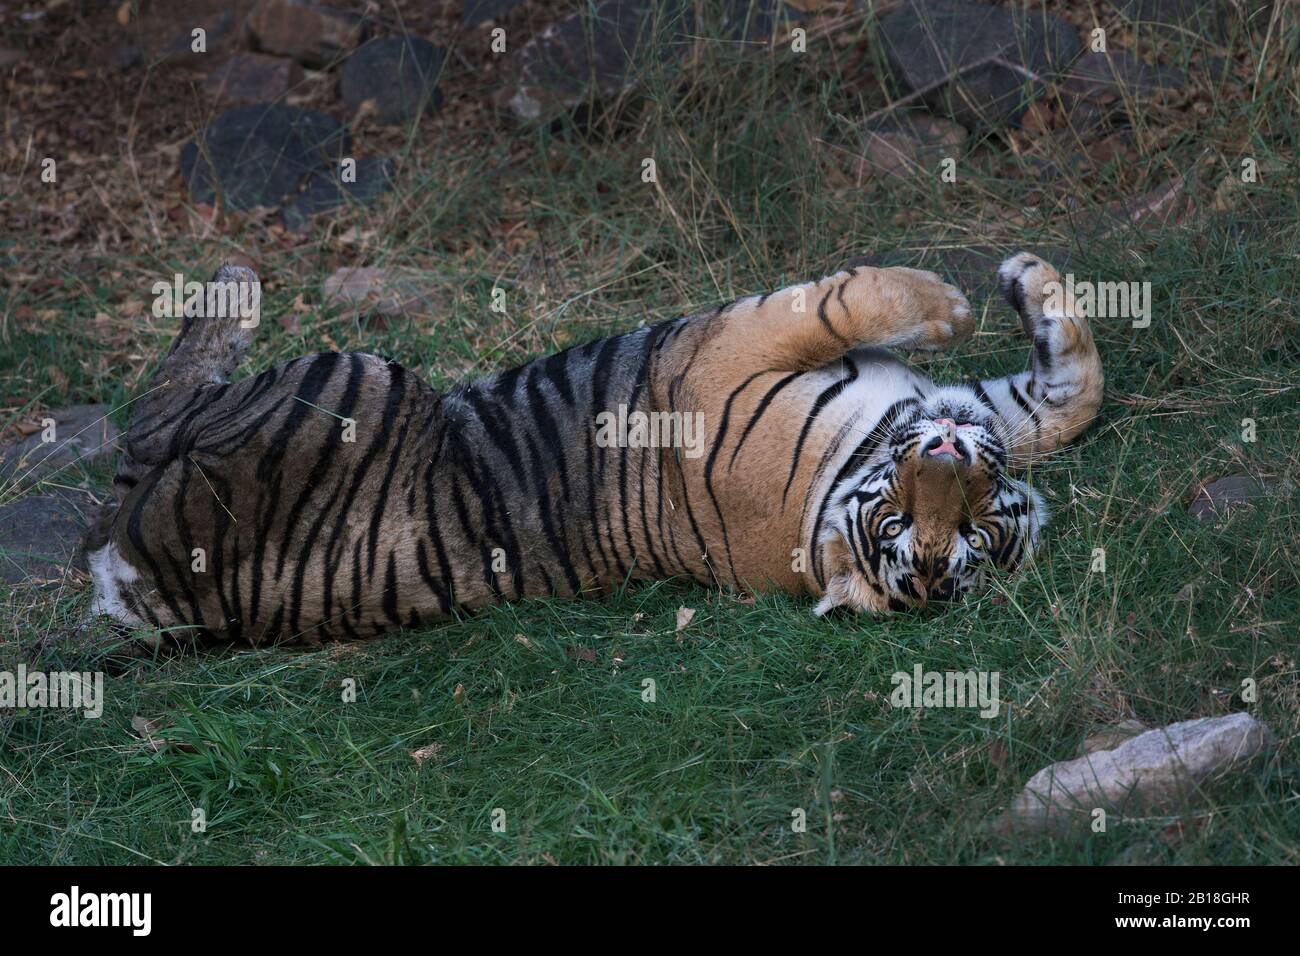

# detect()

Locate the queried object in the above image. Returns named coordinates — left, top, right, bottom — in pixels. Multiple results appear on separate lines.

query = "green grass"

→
left=0, top=1, right=1297, bottom=864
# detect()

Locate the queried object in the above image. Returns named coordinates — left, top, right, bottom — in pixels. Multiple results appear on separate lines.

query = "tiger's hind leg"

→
left=970, top=253, right=1104, bottom=465
left=686, top=263, right=974, bottom=380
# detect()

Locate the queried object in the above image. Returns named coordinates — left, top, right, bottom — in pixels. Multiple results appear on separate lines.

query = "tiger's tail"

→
left=146, top=262, right=260, bottom=393
left=119, top=263, right=261, bottom=482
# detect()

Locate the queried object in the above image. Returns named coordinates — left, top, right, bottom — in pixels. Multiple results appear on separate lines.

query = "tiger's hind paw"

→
left=879, top=267, right=974, bottom=351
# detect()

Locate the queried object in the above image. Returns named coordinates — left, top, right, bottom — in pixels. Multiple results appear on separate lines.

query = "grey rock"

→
left=1000, top=713, right=1273, bottom=833
left=1077, top=718, right=1149, bottom=757
left=1188, top=474, right=1277, bottom=520
left=0, top=405, right=120, bottom=485
left=180, top=104, right=351, bottom=210
left=341, top=37, right=445, bottom=125
left=0, top=491, right=97, bottom=585
left=204, top=52, right=305, bottom=106
left=284, top=156, right=396, bottom=231
left=877, top=0, right=1083, bottom=129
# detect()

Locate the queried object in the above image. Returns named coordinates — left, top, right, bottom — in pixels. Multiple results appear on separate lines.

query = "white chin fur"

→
left=87, top=543, right=144, bottom=625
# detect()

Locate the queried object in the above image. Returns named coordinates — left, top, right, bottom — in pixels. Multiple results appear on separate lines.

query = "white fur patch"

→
left=87, top=543, right=144, bottom=625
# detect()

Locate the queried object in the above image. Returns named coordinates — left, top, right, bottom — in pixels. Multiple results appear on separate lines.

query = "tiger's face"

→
left=815, top=392, right=1046, bottom=614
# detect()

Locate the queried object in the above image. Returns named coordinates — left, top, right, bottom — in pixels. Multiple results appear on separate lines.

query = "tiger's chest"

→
left=679, top=347, right=934, bottom=592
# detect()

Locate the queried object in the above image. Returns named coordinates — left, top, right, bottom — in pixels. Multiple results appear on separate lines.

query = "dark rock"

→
left=0, top=48, right=26, bottom=70
left=1188, top=474, right=1277, bottom=520
left=341, top=37, right=445, bottom=125
left=1060, top=51, right=1186, bottom=134
left=0, top=491, right=97, bottom=585
left=462, top=0, right=526, bottom=25
left=712, top=0, right=804, bottom=42
left=284, top=156, right=396, bottom=231
left=180, top=104, right=351, bottom=211
left=204, top=52, right=304, bottom=106
left=248, top=0, right=367, bottom=68
left=0, top=405, right=120, bottom=485
left=113, top=44, right=143, bottom=71
left=158, top=10, right=237, bottom=68
left=508, top=0, right=691, bottom=121
left=1117, top=0, right=1227, bottom=41
left=877, top=0, right=1083, bottom=129
left=1063, top=51, right=1186, bottom=100
left=1196, top=53, right=1234, bottom=83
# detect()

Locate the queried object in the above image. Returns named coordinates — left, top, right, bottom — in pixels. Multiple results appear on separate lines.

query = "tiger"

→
left=85, top=252, right=1102, bottom=645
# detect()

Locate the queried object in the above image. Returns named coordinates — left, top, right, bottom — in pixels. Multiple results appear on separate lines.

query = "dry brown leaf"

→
left=130, top=714, right=194, bottom=752
left=409, top=743, right=441, bottom=766
left=675, top=606, right=696, bottom=643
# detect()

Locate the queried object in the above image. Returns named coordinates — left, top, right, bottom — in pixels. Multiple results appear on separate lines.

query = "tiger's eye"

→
left=966, top=531, right=983, bottom=550
left=881, top=517, right=904, bottom=537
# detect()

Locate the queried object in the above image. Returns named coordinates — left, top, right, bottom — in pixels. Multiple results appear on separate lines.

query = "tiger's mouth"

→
left=920, top=417, right=975, bottom=463
left=915, top=418, right=977, bottom=463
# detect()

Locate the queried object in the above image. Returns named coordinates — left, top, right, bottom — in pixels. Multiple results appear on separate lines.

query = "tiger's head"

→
left=813, top=388, right=1046, bottom=615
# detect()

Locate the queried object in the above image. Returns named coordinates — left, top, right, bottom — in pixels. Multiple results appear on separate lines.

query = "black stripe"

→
left=782, top=363, right=860, bottom=504
left=818, top=285, right=850, bottom=347
left=364, top=370, right=413, bottom=578
left=703, top=370, right=767, bottom=586
left=274, top=353, right=364, bottom=578
left=1008, top=380, right=1041, bottom=428
left=523, top=431, right=582, bottom=594
left=727, top=370, right=798, bottom=472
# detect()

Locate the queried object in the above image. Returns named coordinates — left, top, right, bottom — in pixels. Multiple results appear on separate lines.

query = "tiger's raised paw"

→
left=878, top=266, right=974, bottom=352
left=997, top=252, right=1064, bottom=337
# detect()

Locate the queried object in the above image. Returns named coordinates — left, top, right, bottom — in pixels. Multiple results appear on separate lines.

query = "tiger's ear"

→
left=812, top=534, right=884, bottom=616
left=991, top=477, right=1049, bottom=570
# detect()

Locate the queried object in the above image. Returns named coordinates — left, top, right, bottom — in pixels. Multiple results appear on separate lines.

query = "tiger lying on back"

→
left=86, top=252, right=1102, bottom=644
